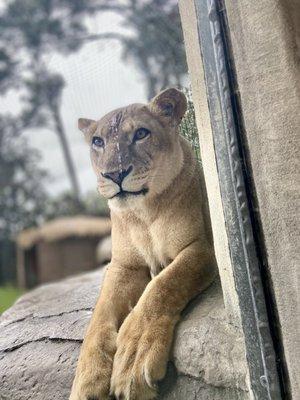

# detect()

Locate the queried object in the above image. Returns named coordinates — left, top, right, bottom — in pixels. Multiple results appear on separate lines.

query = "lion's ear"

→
left=149, top=88, right=187, bottom=126
left=78, top=118, right=96, bottom=136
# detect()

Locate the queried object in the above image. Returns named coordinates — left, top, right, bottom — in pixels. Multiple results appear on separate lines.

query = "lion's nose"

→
left=102, top=166, right=133, bottom=185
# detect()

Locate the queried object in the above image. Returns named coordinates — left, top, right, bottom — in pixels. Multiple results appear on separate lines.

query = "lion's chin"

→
left=109, top=188, right=148, bottom=200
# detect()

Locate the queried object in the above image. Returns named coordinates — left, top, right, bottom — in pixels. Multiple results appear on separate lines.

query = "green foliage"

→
left=0, top=285, right=25, bottom=314
left=179, top=89, right=201, bottom=161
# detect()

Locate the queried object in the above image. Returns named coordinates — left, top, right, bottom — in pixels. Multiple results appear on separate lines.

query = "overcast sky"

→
left=1, top=10, right=148, bottom=196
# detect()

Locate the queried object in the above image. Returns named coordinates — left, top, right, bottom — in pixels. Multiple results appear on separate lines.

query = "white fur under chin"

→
left=108, top=194, right=147, bottom=213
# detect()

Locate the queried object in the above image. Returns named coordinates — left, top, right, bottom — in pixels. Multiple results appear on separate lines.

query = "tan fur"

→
left=70, top=88, right=217, bottom=400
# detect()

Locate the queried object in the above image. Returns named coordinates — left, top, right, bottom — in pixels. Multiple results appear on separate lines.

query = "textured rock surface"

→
left=0, top=270, right=249, bottom=399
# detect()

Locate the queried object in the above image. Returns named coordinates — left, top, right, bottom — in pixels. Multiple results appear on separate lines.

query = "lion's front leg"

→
left=70, top=323, right=116, bottom=400
left=70, top=262, right=150, bottom=400
left=110, top=241, right=216, bottom=400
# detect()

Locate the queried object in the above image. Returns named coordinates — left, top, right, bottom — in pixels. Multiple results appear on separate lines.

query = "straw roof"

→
left=17, top=216, right=111, bottom=250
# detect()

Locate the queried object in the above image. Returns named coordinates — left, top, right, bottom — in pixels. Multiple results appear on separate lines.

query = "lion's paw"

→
left=110, top=310, right=175, bottom=400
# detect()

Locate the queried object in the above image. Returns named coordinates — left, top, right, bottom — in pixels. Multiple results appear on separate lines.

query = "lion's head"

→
left=78, top=88, right=187, bottom=208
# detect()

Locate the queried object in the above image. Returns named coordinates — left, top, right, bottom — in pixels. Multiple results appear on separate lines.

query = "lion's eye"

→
left=92, top=136, right=104, bottom=148
left=133, top=128, right=151, bottom=142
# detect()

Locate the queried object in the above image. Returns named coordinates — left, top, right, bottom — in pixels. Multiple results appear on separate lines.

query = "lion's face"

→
left=78, top=88, right=187, bottom=208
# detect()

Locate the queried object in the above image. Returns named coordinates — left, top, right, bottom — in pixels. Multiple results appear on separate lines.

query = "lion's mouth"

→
left=109, top=188, right=148, bottom=200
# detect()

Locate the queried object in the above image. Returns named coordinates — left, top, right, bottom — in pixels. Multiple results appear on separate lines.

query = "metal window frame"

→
left=193, top=0, right=282, bottom=398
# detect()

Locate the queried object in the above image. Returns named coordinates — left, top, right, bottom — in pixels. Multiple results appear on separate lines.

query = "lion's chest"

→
left=129, top=222, right=172, bottom=278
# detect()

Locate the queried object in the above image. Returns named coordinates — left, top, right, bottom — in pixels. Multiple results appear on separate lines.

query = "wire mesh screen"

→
left=0, top=3, right=255, bottom=400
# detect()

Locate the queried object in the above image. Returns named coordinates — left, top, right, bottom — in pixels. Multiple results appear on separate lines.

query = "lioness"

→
left=70, top=88, right=217, bottom=400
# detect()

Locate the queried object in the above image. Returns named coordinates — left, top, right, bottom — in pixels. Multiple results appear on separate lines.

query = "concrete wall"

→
left=179, top=0, right=242, bottom=328
left=224, top=1, right=300, bottom=397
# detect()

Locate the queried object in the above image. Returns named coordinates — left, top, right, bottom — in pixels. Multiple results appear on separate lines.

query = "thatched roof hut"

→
left=16, top=216, right=111, bottom=288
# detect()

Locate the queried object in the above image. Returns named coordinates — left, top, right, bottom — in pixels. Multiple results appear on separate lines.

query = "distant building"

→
left=16, top=216, right=111, bottom=288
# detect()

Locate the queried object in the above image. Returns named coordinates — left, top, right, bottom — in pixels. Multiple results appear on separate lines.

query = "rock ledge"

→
left=0, top=269, right=249, bottom=400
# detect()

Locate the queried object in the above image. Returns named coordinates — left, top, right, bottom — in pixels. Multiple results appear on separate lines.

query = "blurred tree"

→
left=0, top=0, right=93, bottom=201
left=0, top=48, right=19, bottom=94
left=82, top=191, right=109, bottom=217
left=0, top=116, right=49, bottom=283
left=83, top=0, right=188, bottom=99
left=22, top=70, right=81, bottom=201
left=0, top=118, right=48, bottom=238
left=45, top=191, right=109, bottom=221
left=123, top=0, right=187, bottom=98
